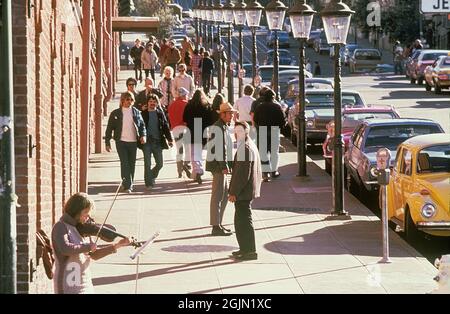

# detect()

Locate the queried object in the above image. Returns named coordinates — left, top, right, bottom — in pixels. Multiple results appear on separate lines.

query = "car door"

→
left=391, top=147, right=413, bottom=222
left=347, top=124, right=365, bottom=178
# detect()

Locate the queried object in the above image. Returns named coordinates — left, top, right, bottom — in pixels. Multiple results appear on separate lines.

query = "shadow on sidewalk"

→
left=92, top=257, right=236, bottom=287
left=263, top=219, right=411, bottom=258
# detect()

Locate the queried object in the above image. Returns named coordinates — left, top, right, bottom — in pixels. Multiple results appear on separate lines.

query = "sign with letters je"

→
left=421, top=0, right=450, bottom=13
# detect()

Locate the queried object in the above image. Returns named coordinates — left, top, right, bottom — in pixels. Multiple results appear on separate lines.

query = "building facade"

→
left=1, top=0, right=119, bottom=293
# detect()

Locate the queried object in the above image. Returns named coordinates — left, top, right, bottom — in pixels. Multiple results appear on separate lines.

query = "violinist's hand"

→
left=90, top=243, right=97, bottom=252
left=114, top=237, right=131, bottom=250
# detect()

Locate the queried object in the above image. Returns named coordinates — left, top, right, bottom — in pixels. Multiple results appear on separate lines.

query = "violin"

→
left=77, top=217, right=143, bottom=249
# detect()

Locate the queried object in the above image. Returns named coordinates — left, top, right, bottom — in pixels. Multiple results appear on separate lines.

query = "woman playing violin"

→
left=51, top=192, right=130, bottom=294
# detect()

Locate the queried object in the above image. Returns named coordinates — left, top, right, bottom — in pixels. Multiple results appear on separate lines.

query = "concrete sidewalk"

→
left=87, top=73, right=437, bottom=294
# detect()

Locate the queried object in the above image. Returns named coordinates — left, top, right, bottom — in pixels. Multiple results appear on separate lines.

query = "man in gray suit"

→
left=206, top=102, right=235, bottom=236
left=228, top=121, right=262, bottom=260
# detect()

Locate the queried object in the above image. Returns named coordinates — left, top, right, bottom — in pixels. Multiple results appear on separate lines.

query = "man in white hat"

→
left=206, top=102, right=236, bottom=236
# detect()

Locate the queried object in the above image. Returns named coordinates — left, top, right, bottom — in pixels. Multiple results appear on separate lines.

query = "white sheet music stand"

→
left=130, top=231, right=160, bottom=294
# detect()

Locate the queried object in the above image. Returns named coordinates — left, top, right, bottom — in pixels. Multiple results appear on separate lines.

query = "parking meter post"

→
left=379, top=170, right=392, bottom=264
left=375, top=147, right=392, bottom=264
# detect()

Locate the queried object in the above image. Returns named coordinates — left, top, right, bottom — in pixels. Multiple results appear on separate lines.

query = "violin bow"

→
left=93, top=179, right=124, bottom=246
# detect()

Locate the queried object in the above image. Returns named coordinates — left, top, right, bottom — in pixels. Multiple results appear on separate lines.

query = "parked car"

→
left=322, top=106, right=401, bottom=174
left=287, top=90, right=366, bottom=146
left=424, top=55, right=450, bottom=94
left=409, top=50, right=450, bottom=85
left=275, top=70, right=315, bottom=99
left=367, top=64, right=395, bottom=74
left=266, top=31, right=290, bottom=48
left=244, top=65, right=303, bottom=86
left=314, top=31, right=331, bottom=55
left=345, top=119, right=444, bottom=198
left=307, top=30, right=322, bottom=48
left=284, top=78, right=333, bottom=101
left=387, top=133, right=450, bottom=241
left=264, top=49, right=297, bottom=66
left=348, top=49, right=382, bottom=73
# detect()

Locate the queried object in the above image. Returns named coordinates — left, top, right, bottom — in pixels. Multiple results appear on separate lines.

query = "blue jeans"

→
left=116, top=141, right=138, bottom=190
left=143, top=140, right=163, bottom=186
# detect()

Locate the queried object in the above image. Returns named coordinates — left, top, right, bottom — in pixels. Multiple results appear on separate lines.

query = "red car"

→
left=322, top=106, right=400, bottom=174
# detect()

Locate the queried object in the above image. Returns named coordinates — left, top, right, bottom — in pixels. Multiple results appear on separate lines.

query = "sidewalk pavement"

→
left=87, top=72, right=438, bottom=294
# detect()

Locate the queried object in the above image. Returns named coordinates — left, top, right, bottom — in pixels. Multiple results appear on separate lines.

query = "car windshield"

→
left=423, top=52, right=448, bottom=61
left=355, top=50, right=381, bottom=60
left=364, top=125, right=442, bottom=151
left=417, top=144, right=450, bottom=173
left=305, top=94, right=362, bottom=107
left=442, top=57, right=450, bottom=66
left=268, top=51, right=291, bottom=59
left=343, top=112, right=396, bottom=129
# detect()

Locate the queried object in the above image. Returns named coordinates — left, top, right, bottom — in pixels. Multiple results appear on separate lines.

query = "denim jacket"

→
left=104, top=106, right=146, bottom=147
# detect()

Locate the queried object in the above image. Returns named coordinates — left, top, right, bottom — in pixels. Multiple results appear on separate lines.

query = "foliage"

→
left=133, top=0, right=178, bottom=39
left=352, top=0, right=420, bottom=44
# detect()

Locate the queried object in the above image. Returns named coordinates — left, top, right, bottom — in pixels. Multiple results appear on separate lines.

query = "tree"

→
left=133, top=0, right=178, bottom=39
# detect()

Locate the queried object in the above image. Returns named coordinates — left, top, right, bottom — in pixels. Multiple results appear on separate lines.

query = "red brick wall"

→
left=12, top=0, right=114, bottom=293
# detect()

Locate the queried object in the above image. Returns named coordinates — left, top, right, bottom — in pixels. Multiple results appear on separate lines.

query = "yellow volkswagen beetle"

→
left=388, top=133, right=450, bottom=241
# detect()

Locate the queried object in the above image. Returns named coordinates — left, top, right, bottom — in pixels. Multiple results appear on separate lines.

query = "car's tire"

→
left=410, top=78, right=416, bottom=84
left=405, top=207, right=421, bottom=243
left=325, top=158, right=332, bottom=175
left=435, top=83, right=442, bottom=94
left=291, top=130, right=297, bottom=146
left=425, top=81, right=432, bottom=91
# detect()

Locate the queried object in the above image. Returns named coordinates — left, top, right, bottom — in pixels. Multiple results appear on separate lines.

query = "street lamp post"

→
left=233, top=0, right=247, bottom=98
left=321, top=0, right=354, bottom=216
left=194, top=1, right=200, bottom=49
left=266, top=1, right=287, bottom=102
left=207, top=1, right=214, bottom=51
left=288, top=0, right=316, bottom=177
left=200, top=0, right=208, bottom=49
left=213, top=0, right=224, bottom=93
left=245, top=0, right=263, bottom=87
left=223, top=0, right=235, bottom=105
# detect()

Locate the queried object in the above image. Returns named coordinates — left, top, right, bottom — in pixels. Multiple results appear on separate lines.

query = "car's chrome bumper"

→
left=417, top=221, right=450, bottom=231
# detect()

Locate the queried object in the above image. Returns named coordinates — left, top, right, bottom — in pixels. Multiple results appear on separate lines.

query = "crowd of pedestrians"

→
left=104, top=34, right=288, bottom=263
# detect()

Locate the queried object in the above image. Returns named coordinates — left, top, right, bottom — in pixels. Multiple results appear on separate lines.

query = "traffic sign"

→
left=421, top=0, right=450, bottom=13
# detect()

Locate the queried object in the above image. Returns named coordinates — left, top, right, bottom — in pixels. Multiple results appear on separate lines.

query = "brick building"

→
left=1, top=0, right=119, bottom=293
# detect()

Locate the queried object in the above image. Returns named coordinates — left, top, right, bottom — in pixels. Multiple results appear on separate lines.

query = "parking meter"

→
left=375, top=148, right=391, bottom=185
left=375, top=147, right=392, bottom=264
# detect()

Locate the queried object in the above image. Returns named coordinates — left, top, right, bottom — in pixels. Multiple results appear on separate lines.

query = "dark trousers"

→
left=134, top=62, right=142, bottom=81
left=202, top=73, right=212, bottom=95
left=144, top=69, right=155, bottom=81
left=143, top=141, right=163, bottom=186
left=234, top=200, right=256, bottom=253
left=394, top=61, right=403, bottom=75
left=116, top=141, right=138, bottom=190
left=168, top=64, right=177, bottom=77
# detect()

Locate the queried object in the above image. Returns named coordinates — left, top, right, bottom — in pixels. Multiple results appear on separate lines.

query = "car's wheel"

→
left=435, top=83, right=442, bottom=94
left=346, top=168, right=357, bottom=194
left=410, top=78, right=416, bottom=84
left=291, top=130, right=297, bottom=146
left=417, top=77, right=423, bottom=85
left=325, top=158, right=332, bottom=175
left=425, top=81, right=432, bottom=91
left=405, top=207, right=421, bottom=243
